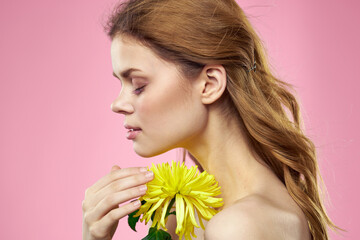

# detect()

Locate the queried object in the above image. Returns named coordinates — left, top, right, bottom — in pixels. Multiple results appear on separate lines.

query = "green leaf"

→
left=127, top=200, right=147, bottom=232
left=141, top=227, right=172, bottom=240
left=129, top=199, right=173, bottom=239
left=128, top=209, right=140, bottom=232
left=150, top=210, right=156, bottom=222
left=166, top=211, right=176, bottom=217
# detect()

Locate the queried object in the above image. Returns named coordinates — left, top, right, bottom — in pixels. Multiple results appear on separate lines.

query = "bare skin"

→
left=82, top=35, right=312, bottom=239
left=165, top=175, right=312, bottom=239
left=82, top=166, right=154, bottom=240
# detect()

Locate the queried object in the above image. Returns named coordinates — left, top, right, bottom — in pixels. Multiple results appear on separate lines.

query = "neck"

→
left=184, top=110, right=275, bottom=210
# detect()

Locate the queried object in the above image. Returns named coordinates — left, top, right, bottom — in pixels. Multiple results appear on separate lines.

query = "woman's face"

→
left=110, top=35, right=207, bottom=157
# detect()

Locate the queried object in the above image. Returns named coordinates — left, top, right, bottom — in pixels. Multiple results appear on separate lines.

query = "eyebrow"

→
left=112, top=68, right=142, bottom=80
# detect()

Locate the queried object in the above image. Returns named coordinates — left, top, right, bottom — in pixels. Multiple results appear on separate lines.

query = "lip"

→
left=126, top=129, right=142, bottom=140
left=124, top=124, right=142, bottom=130
left=124, top=124, right=142, bottom=140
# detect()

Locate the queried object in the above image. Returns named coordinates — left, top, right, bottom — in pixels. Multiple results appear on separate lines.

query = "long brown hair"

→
left=103, top=0, right=343, bottom=239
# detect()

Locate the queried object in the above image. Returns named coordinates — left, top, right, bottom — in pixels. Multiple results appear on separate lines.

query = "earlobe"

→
left=200, top=65, right=227, bottom=105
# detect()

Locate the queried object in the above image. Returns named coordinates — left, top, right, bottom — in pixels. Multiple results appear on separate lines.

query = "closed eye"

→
left=133, top=85, right=146, bottom=95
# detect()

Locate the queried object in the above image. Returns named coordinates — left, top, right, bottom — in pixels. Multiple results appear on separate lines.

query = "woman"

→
left=82, top=0, right=341, bottom=239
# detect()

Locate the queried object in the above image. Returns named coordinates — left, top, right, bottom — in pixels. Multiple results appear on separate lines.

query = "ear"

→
left=199, top=65, right=227, bottom=105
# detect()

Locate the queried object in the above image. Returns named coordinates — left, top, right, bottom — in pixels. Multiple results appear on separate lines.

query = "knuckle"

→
left=82, top=200, right=88, bottom=212
left=108, top=209, right=119, bottom=221
left=110, top=181, right=121, bottom=192
left=84, top=188, right=91, bottom=197
left=89, top=225, right=104, bottom=239
left=83, top=212, right=92, bottom=226
left=105, top=195, right=116, bottom=206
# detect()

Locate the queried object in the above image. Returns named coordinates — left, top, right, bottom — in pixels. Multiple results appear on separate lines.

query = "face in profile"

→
left=110, top=35, right=207, bottom=157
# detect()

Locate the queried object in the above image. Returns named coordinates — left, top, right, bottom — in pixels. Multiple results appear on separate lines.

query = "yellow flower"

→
left=133, top=160, right=224, bottom=240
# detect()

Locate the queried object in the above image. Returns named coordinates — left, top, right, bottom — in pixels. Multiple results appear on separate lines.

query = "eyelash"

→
left=133, top=85, right=146, bottom=95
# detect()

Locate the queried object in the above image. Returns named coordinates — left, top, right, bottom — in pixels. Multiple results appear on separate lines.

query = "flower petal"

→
left=133, top=161, right=224, bottom=240
left=159, top=197, right=171, bottom=229
left=175, top=194, right=185, bottom=233
left=183, top=196, right=199, bottom=228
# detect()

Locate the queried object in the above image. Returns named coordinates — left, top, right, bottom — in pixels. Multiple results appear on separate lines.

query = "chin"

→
left=133, top=143, right=174, bottom=158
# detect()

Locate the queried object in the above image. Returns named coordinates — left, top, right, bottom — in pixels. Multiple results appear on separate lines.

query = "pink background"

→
left=0, top=0, right=358, bottom=239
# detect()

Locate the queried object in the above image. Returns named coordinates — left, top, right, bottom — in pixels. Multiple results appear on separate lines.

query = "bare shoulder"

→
left=204, top=194, right=311, bottom=240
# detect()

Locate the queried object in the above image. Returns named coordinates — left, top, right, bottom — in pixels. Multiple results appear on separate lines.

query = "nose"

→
left=111, top=93, right=134, bottom=115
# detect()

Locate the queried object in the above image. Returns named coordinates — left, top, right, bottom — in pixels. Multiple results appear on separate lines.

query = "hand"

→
left=82, top=165, right=154, bottom=240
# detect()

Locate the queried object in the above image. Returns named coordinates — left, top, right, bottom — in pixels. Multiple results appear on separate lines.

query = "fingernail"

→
left=133, top=200, right=141, bottom=207
left=139, top=167, right=147, bottom=172
left=139, top=185, right=147, bottom=192
left=145, top=171, right=154, bottom=179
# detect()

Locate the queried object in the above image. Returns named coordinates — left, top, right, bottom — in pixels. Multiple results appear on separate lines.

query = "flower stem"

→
left=165, top=196, right=176, bottom=218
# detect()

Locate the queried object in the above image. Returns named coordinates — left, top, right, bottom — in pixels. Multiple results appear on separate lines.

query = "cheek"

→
left=133, top=80, right=207, bottom=155
left=137, top=85, right=188, bottom=129
left=137, top=78, right=195, bottom=136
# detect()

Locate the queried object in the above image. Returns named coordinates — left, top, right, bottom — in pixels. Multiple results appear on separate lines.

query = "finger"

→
left=88, top=167, right=148, bottom=194
left=87, top=172, right=153, bottom=213
left=111, top=165, right=121, bottom=172
left=87, top=185, right=147, bottom=222
left=92, top=200, right=142, bottom=236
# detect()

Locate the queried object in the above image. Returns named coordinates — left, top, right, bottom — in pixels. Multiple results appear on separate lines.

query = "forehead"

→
left=110, top=35, right=175, bottom=77
left=110, top=35, right=146, bottom=58
left=111, top=36, right=147, bottom=72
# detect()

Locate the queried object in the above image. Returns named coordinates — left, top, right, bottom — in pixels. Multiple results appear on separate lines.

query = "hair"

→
left=103, top=0, right=344, bottom=239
